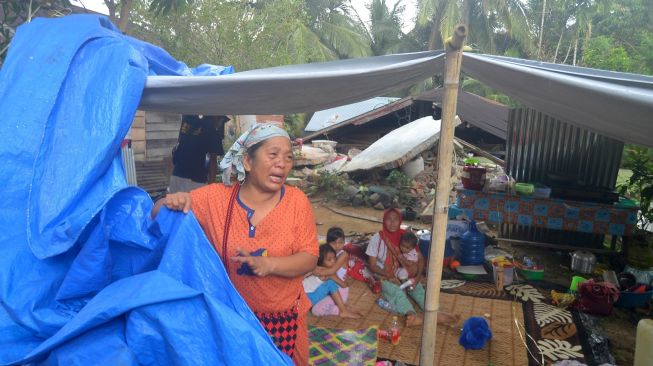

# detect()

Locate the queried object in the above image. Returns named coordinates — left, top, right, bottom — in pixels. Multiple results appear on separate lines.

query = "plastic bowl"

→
left=311, top=140, right=337, bottom=149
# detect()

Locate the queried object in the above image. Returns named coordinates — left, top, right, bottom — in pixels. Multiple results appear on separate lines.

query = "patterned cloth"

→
left=256, top=308, right=299, bottom=358
left=219, top=123, right=289, bottom=185
left=457, top=189, right=637, bottom=235
left=309, top=325, right=378, bottom=366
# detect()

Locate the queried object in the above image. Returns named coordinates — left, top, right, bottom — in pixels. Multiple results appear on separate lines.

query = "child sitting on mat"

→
left=313, top=227, right=348, bottom=281
left=303, top=244, right=362, bottom=318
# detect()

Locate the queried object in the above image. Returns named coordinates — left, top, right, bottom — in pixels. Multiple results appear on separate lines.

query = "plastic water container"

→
left=635, top=319, right=653, bottom=366
left=459, top=221, right=485, bottom=265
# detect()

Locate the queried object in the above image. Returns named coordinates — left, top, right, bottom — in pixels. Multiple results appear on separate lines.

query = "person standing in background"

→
left=168, top=114, right=230, bottom=193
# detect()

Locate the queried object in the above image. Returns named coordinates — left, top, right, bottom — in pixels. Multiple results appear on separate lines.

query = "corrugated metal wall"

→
left=506, top=108, right=623, bottom=190
left=502, top=108, right=624, bottom=247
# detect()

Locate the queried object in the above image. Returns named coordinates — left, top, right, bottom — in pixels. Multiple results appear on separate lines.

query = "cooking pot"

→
left=570, top=251, right=597, bottom=274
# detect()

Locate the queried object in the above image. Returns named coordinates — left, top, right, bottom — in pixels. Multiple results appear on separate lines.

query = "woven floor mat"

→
left=308, top=279, right=588, bottom=365
left=309, top=325, right=378, bottom=366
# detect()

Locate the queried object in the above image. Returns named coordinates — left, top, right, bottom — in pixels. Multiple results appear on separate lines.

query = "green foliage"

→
left=283, top=113, right=308, bottom=138
left=129, top=0, right=372, bottom=70
left=148, top=0, right=194, bottom=15
left=618, top=147, right=653, bottom=233
left=308, top=171, right=346, bottom=200
left=385, top=170, right=411, bottom=188
left=416, top=0, right=533, bottom=55
left=366, top=0, right=406, bottom=55
left=582, top=36, right=633, bottom=72
left=385, top=170, right=415, bottom=205
left=461, top=77, right=521, bottom=107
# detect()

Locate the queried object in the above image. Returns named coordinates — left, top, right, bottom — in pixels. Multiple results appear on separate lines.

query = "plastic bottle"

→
left=635, top=319, right=653, bottom=366
left=389, top=316, right=401, bottom=345
left=375, top=297, right=395, bottom=312
left=459, top=221, right=486, bottom=265
left=399, top=278, right=415, bottom=290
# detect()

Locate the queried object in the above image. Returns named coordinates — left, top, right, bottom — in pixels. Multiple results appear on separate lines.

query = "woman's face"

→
left=243, top=136, right=293, bottom=193
left=384, top=211, right=400, bottom=232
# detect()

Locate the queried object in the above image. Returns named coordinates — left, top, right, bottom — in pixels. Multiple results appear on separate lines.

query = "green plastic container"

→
left=516, top=266, right=544, bottom=281
left=514, top=183, right=534, bottom=195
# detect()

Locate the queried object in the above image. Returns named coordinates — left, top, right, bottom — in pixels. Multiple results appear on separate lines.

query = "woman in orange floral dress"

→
left=152, top=123, right=318, bottom=365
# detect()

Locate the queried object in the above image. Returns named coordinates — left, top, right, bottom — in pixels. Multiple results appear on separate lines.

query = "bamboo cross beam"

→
left=420, top=24, right=467, bottom=366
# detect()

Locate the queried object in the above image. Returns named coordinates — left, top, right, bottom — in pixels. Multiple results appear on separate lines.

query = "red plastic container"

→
left=461, top=166, right=487, bottom=190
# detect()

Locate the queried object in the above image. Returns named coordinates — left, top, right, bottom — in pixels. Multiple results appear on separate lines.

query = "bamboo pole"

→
left=419, top=24, right=467, bottom=366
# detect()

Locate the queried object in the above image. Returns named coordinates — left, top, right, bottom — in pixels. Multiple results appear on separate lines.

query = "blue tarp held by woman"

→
left=0, top=14, right=291, bottom=365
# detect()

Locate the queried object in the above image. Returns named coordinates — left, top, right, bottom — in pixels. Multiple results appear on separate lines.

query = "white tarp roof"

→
left=341, top=116, right=461, bottom=172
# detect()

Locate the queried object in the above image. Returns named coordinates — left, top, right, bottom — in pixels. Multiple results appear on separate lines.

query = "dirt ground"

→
left=310, top=201, right=641, bottom=366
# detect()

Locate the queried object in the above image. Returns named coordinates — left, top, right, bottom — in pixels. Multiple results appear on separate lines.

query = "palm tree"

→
left=365, top=0, right=408, bottom=55
left=298, top=0, right=371, bottom=59
left=415, top=0, right=533, bottom=55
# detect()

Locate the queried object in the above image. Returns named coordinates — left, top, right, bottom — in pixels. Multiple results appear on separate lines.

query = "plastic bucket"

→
left=493, top=265, right=514, bottom=287
left=461, top=166, right=486, bottom=190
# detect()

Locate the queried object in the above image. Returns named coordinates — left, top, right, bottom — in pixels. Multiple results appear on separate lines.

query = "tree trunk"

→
left=581, top=21, right=592, bottom=63
left=538, top=0, right=547, bottom=60
left=427, top=0, right=449, bottom=50
left=562, top=38, right=572, bottom=64
left=553, top=27, right=564, bottom=63
left=117, top=0, right=133, bottom=33
left=427, top=17, right=443, bottom=50
left=572, top=36, right=578, bottom=66
left=104, top=0, right=118, bottom=24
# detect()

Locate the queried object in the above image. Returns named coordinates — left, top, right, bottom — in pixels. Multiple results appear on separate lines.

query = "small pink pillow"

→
left=311, top=287, right=349, bottom=316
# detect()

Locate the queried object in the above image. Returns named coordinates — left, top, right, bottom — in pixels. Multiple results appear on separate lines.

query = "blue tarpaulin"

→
left=0, top=15, right=291, bottom=365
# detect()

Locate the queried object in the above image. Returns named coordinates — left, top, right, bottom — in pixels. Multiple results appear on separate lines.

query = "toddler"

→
left=303, top=244, right=361, bottom=318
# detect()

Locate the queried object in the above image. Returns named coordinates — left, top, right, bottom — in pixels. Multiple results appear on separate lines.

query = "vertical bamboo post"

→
left=419, top=24, right=467, bottom=366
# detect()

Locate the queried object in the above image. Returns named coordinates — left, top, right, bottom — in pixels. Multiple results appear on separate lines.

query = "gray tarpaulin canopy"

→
left=462, top=54, right=653, bottom=147
left=139, top=51, right=444, bottom=116
left=139, top=51, right=653, bottom=147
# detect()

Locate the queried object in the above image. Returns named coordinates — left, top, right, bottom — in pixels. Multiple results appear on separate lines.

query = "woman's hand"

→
left=163, top=192, right=192, bottom=213
left=231, top=248, right=275, bottom=277
left=151, top=192, right=192, bottom=218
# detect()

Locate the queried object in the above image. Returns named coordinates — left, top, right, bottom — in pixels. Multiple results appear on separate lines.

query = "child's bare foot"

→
left=339, top=308, right=362, bottom=318
left=405, top=312, right=423, bottom=327
left=437, top=312, right=460, bottom=327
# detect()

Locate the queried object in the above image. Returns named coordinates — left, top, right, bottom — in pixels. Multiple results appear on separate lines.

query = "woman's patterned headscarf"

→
left=220, top=123, right=290, bottom=186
